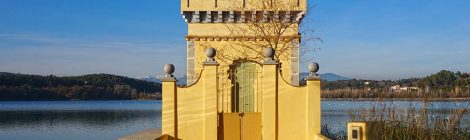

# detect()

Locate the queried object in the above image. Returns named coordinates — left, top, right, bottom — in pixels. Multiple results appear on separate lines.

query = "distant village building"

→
left=389, top=85, right=419, bottom=92
left=364, top=81, right=372, bottom=91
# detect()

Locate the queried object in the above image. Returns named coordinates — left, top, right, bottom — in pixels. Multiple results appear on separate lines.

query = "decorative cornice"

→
left=306, top=76, right=321, bottom=81
left=185, top=35, right=301, bottom=41
left=203, top=61, right=220, bottom=66
left=263, top=60, right=278, bottom=65
left=161, top=78, right=177, bottom=82
left=182, top=10, right=306, bottom=23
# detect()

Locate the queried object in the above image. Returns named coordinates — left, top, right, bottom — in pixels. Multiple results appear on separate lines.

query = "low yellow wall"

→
left=278, top=79, right=308, bottom=140
left=176, top=78, right=205, bottom=140
left=162, top=62, right=328, bottom=140
left=277, top=71, right=323, bottom=140
left=162, top=64, right=219, bottom=140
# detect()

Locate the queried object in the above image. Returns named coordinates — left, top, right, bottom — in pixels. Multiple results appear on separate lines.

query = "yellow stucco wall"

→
left=175, top=64, right=218, bottom=140
left=308, top=79, right=322, bottom=138
left=261, top=64, right=277, bottom=140
left=162, top=63, right=328, bottom=140
left=183, top=0, right=303, bottom=86
left=187, top=24, right=299, bottom=37
left=176, top=78, right=205, bottom=140
left=162, top=80, right=176, bottom=137
left=188, top=27, right=292, bottom=86
left=277, top=70, right=323, bottom=140
left=161, top=0, right=329, bottom=139
left=191, top=40, right=295, bottom=86
left=203, top=65, right=218, bottom=140
left=278, top=79, right=308, bottom=140
left=162, top=65, right=219, bottom=140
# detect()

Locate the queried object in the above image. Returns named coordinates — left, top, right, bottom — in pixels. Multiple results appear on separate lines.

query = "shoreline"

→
left=118, top=128, right=162, bottom=140
left=322, top=98, right=470, bottom=102
left=0, top=98, right=469, bottom=102
left=0, top=99, right=160, bottom=101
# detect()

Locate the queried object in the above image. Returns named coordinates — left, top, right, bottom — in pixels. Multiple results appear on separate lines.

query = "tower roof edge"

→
left=181, top=0, right=307, bottom=12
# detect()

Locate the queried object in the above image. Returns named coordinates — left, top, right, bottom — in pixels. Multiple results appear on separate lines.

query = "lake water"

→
left=0, top=101, right=161, bottom=140
left=0, top=100, right=468, bottom=140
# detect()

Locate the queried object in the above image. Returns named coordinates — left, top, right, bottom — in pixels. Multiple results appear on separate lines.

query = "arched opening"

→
left=230, top=62, right=261, bottom=113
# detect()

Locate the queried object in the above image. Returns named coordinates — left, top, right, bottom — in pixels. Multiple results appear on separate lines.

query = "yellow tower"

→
left=181, top=0, right=307, bottom=86
left=160, top=0, right=328, bottom=140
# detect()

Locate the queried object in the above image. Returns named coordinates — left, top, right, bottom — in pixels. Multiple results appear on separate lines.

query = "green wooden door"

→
left=231, top=62, right=258, bottom=113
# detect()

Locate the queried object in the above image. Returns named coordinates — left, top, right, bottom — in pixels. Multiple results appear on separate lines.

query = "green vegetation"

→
left=0, top=72, right=161, bottom=100
left=321, top=70, right=470, bottom=99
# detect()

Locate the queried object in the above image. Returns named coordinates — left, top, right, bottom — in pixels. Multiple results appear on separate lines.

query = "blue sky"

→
left=0, top=0, right=469, bottom=80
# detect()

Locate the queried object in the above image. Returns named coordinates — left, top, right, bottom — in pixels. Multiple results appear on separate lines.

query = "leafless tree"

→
left=200, top=0, right=321, bottom=65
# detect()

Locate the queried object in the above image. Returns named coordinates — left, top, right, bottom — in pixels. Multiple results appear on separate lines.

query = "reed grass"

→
left=321, top=88, right=470, bottom=99
left=321, top=124, right=347, bottom=140
left=347, top=99, right=470, bottom=140
left=321, top=99, right=470, bottom=140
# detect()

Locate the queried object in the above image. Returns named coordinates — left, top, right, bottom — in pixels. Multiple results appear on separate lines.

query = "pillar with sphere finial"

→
left=201, top=47, right=218, bottom=140
left=263, top=47, right=277, bottom=64
left=307, top=62, right=320, bottom=80
left=306, top=61, right=321, bottom=136
left=161, top=63, right=177, bottom=138
left=203, top=47, right=218, bottom=65
left=163, top=64, right=176, bottom=80
left=261, top=47, right=278, bottom=139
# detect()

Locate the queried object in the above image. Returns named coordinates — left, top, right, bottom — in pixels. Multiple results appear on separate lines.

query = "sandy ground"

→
left=119, top=128, right=162, bottom=140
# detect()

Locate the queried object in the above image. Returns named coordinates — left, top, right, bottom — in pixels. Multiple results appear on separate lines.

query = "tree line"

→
left=0, top=72, right=161, bottom=100
left=321, top=70, right=470, bottom=99
left=2, top=70, right=469, bottom=100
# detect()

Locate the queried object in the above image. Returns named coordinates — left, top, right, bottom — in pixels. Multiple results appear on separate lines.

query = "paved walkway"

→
left=118, top=128, right=162, bottom=140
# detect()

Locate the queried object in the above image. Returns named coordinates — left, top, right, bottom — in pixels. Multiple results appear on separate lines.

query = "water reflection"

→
left=0, top=110, right=160, bottom=130
left=0, top=101, right=161, bottom=140
left=0, top=100, right=468, bottom=140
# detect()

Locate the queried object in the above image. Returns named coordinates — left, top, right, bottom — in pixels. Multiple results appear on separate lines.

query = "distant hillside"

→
left=0, top=72, right=161, bottom=100
left=140, top=75, right=187, bottom=86
left=300, top=72, right=351, bottom=81
left=137, top=75, right=162, bottom=83
left=320, top=73, right=351, bottom=81
left=321, top=70, right=470, bottom=99
left=152, top=73, right=350, bottom=86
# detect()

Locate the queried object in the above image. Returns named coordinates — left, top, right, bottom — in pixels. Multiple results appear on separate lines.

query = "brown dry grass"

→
left=347, top=99, right=470, bottom=140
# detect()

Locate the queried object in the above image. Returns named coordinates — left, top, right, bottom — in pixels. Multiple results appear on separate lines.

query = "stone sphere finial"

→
left=164, top=64, right=175, bottom=78
left=308, top=62, right=319, bottom=73
left=205, top=47, right=216, bottom=61
left=264, top=47, right=275, bottom=60
left=308, top=62, right=319, bottom=77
